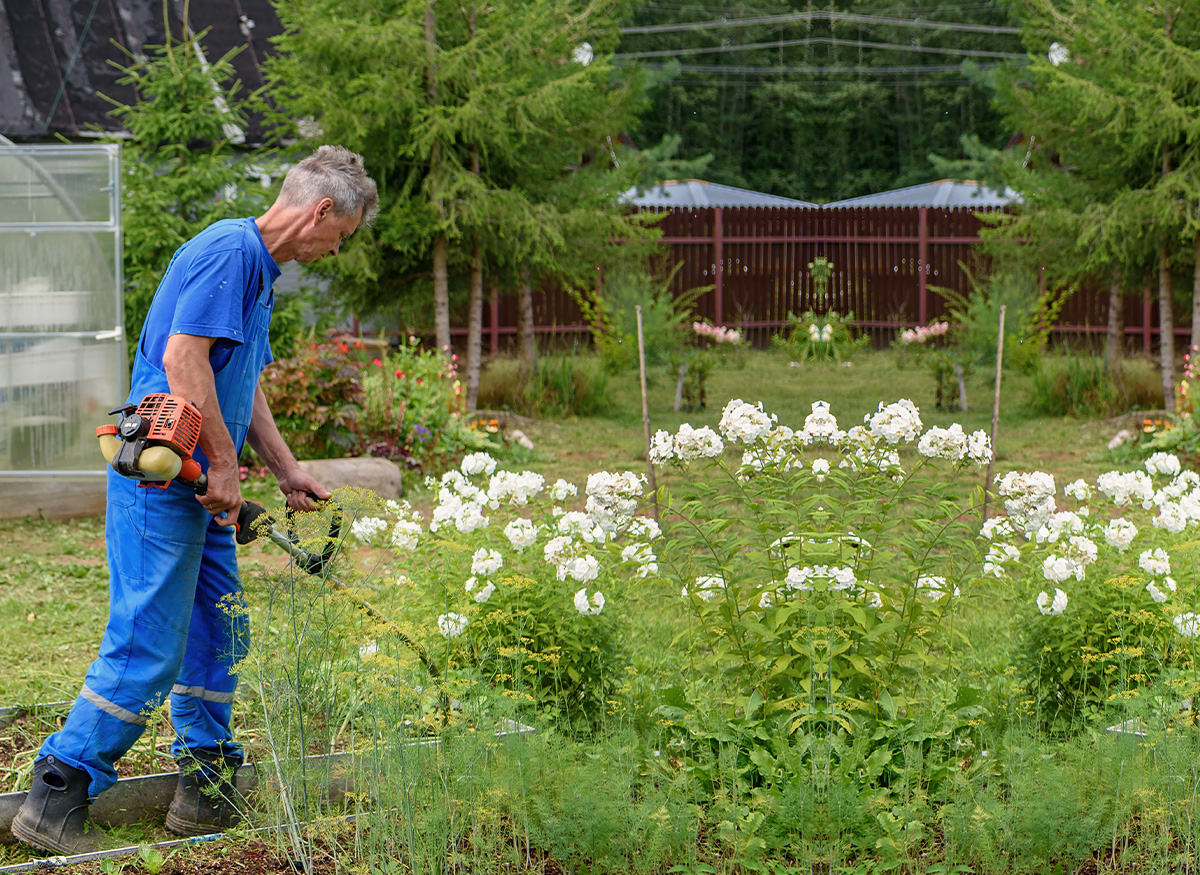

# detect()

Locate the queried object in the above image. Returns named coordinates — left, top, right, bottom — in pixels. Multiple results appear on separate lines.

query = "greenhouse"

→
left=0, top=143, right=123, bottom=516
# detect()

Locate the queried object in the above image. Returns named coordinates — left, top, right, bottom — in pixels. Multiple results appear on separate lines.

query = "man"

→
left=12, top=145, right=379, bottom=855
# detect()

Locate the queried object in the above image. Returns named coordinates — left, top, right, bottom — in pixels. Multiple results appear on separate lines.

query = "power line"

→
left=620, top=10, right=1021, bottom=36
left=641, top=62, right=1000, bottom=74
left=614, top=36, right=1024, bottom=60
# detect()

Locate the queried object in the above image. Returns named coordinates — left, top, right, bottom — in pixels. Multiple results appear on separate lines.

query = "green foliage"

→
left=570, top=263, right=699, bottom=373
left=259, top=337, right=364, bottom=459
left=103, top=20, right=267, bottom=363
left=358, top=340, right=476, bottom=470
left=773, top=310, right=866, bottom=364
left=1029, top=350, right=1116, bottom=418
left=664, top=324, right=747, bottom=411
left=932, top=266, right=1047, bottom=372
left=523, top=351, right=613, bottom=419
left=621, top=2, right=1022, bottom=203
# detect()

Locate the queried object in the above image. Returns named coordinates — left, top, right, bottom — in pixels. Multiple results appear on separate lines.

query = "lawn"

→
left=1, top=347, right=1185, bottom=874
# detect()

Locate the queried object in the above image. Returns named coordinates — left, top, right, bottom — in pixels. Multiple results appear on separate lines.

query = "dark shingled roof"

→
left=0, top=0, right=283, bottom=142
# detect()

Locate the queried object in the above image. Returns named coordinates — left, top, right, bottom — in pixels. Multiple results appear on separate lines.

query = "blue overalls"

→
left=40, top=219, right=277, bottom=799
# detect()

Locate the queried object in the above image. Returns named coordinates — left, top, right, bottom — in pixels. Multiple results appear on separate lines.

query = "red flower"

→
left=354, top=341, right=364, bottom=349
left=340, top=343, right=349, bottom=353
left=298, top=371, right=305, bottom=378
left=395, top=369, right=404, bottom=378
left=373, top=358, right=383, bottom=367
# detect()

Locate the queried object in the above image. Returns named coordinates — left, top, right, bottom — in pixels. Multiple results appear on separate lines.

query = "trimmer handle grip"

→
left=235, top=501, right=273, bottom=545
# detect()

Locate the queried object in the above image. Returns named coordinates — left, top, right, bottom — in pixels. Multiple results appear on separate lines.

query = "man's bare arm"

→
left=247, top=386, right=330, bottom=512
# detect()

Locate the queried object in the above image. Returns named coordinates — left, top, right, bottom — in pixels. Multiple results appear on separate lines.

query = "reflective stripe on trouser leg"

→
left=171, top=525, right=246, bottom=764
left=40, top=473, right=208, bottom=798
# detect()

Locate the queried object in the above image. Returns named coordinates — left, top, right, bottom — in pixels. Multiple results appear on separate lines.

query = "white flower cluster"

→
left=683, top=575, right=726, bottom=601
left=719, top=399, right=776, bottom=444
left=430, top=470, right=491, bottom=534
left=574, top=587, right=605, bottom=616
left=867, top=399, right=922, bottom=445
left=585, top=471, right=644, bottom=533
left=995, top=471, right=1057, bottom=535
left=487, top=470, right=545, bottom=506
left=916, top=575, right=959, bottom=600
left=438, top=612, right=468, bottom=638
left=1096, top=470, right=1154, bottom=507
left=550, top=478, right=578, bottom=501
left=1146, top=452, right=1182, bottom=478
left=391, top=519, right=422, bottom=550
left=916, top=423, right=992, bottom=465
left=503, top=518, right=539, bottom=550
left=471, top=547, right=503, bottom=576
left=798, top=401, right=846, bottom=445
left=1037, top=588, right=1068, bottom=616
left=650, top=423, right=725, bottom=464
left=350, top=516, right=389, bottom=542
left=461, top=452, right=498, bottom=477
left=983, top=543, right=1021, bottom=578
left=1173, top=612, right=1200, bottom=638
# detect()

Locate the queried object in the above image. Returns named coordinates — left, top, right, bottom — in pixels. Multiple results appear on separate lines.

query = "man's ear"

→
left=314, top=197, right=334, bottom=223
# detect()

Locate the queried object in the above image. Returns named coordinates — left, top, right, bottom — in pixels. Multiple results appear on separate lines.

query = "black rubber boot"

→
left=165, top=752, right=243, bottom=836
left=11, top=755, right=108, bottom=856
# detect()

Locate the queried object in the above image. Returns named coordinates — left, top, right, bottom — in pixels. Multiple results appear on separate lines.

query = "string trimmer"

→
left=96, top=393, right=439, bottom=678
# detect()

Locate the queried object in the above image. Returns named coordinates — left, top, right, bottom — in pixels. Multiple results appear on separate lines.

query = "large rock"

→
left=298, top=457, right=404, bottom=499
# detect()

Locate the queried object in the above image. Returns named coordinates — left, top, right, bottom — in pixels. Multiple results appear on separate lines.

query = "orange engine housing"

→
left=134, top=393, right=203, bottom=457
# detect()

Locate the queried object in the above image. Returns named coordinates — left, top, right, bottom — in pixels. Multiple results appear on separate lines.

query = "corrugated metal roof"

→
left=625, top=179, right=817, bottom=209
left=0, top=0, right=281, bottom=143
left=825, top=179, right=1018, bottom=209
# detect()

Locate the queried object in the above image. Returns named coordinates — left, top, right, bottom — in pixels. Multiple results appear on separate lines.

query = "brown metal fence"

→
left=454, top=205, right=1178, bottom=353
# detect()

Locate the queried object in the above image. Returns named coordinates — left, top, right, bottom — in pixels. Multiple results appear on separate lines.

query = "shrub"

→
left=260, top=336, right=364, bottom=458
left=1030, top=350, right=1159, bottom=419
left=358, top=338, right=471, bottom=470
left=524, top=350, right=613, bottom=418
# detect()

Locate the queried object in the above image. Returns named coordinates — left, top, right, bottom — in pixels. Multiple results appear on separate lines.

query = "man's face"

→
left=297, top=198, right=363, bottom=263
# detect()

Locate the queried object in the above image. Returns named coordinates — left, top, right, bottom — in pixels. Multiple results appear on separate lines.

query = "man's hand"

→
left=200, top=459, right=243, bottom=526
left=277, top=467, right=332, bottom=513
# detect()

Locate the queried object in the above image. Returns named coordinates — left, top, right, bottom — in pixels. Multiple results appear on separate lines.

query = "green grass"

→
left=0, top=347, right=1175, bottom=873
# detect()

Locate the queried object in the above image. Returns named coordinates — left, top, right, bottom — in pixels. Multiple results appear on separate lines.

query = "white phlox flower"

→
left=585, top=471, right=645, bottom=532
left=461, top=452, right=498, bottom=477
left=983, top=543, right=1021, bottom=578
left=980, top=517, right=1014, bottom=540
left=562, top=554, right=600, bottom=583
left=550, top=478, right=579, bottom=501
left=504, top=518, right=539, bottom=550
left=917, top=423, right=968, bottom=461
left=628, top=516, right=662, bottom=541
left=454, top=503, right=489, bottom=534
left=684, top=575, right=726, bottom=601
left=719, top=398, right=776, bottom=444
left=543, top=535, right=576, bottom=576
left=995, top=471, right=1057, bottom=535
left=621, top=543, right=658, bottom=578
left=1139, top=548, right=1171, bottom=576
left=395, top=574, right=411, bottom=587
left=1036, top=588, right=1068, bottom=616
left=1041, top=554, right=1084, bottom=583
left=390, top=520, right=422, bottom=550
left=471, top=548, right=503, bottom=576
left=1096, top=470, right=1154, bottom=507
left=1146, top=582, right=1169, bottom=604
left=473, top=581, right=496, bottom=603
left=1064, top=479, right=1091, bottom=501
left=1173, top=612, right=1200, bottom=637
left=351, top=516, right=388, bottom=542
left=811, top=458, right=831, bottom=481
left=385, top=499, right=405, bottom=516
left=1164, top=576, right=1178, bottom=592
left=917, top=575, right=959, bottom=600
left=785, top=566, right=815, bottom=592
left=866, top=399, right=922, bottom=445
left=1146, top=452, right=1183, bottom=478
left=1155, top=501, right=1189, bottom=534
left=966, top=429, right=993, bottom=465
left=438, top=612, right=468, bottom=638
left=649, top=430, right=675, bottom=464
left=1065, top=535, right=1098, bottom=567
left=487, top=470, right=545, bottom=506
left=1103, top=518, right=1137, bottom=551
left=798, top=401, right=846, bottom=445
left=574, top=587, right=605, bottom=616
left=359, top=640, right=378, bottom=658
left=671, top=424, right=725, bottom=462
left=1033, top=511, right=1084, bottom=544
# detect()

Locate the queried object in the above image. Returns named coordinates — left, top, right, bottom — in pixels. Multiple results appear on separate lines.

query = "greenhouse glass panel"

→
left=0, top=145, right=123, bottom=475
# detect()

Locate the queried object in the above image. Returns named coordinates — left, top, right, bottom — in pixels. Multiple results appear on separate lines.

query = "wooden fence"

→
left=453, top=205, right=1177, bottom=353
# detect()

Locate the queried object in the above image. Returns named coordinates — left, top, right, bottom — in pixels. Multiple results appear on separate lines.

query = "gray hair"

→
left=278, top=145, right=379, bottom=228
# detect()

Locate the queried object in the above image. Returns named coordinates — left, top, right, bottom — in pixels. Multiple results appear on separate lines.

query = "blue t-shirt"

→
left=140, top=218, right=282, bottom=373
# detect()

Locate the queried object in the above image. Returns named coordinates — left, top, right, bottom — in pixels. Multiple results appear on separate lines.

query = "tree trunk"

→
left=517, top=275, right=536, bottom=376
left=1105, top=271, right=1124, bottom=373
left=465, top=242, right=483, bottom=411
left=1191, top=233, right=1200, bottom=359
left=425, top=5, right=450, bottom=352
left=1160, top=241, right=1176, bottom=412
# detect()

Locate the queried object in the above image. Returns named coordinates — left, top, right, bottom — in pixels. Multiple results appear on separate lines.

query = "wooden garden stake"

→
left=637, top=306, right=659, bottom=520
left=984, top=305, right=1006, bottom=520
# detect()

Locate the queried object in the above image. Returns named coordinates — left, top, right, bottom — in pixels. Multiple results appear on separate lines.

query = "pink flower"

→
left=373, top=358, right=383, bottom=367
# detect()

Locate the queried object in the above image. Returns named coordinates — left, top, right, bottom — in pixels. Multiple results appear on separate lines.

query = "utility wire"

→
left=615, top=36, right=1024, bottom=60
left=620, top=10, right=1021, bottom=36
left=640, top=62, right=999, bottom=74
